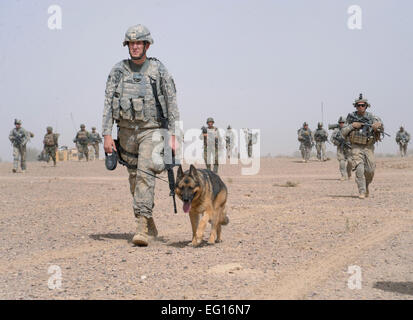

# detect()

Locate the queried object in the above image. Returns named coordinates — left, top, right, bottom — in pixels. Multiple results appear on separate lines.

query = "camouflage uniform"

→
left=9, top=120, right=31, bottom=172
left=314, top=123, right=328, bottom=161
left=89, top=127, right=102, bottom=160
left=330, top=117, right=352, bottom=180
left=43, top=127, right=59, bottom=166
left=101, top=25, right=179, bottom=244
left=73, top=125, right=90, bottom=161
left=200, top=118, right=221, bottom=173
left=225, top=125, right=236, bottom=159
left=395, top=127, right=410, bottom=157
left=243, top=128, right=258, bottom=158
left=341, top=94, right=384, bottom=198
left=297, top=123, right=313, bottom=162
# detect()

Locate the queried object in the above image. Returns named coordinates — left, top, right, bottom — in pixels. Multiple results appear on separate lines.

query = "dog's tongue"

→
left=183, top=202, right=191, bottom=213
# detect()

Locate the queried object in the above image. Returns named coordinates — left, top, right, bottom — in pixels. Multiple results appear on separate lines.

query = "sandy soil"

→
left=0, top=156, right=412, bottom=300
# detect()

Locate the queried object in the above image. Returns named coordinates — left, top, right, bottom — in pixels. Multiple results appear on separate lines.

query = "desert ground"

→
left=0, top=155, right=412, bottom=300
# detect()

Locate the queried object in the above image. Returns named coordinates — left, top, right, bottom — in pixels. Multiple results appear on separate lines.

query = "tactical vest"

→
left=346, top=111, right=377, bottom=145
left=77, top=130, right=88, bottom=144
left=314, top=129, right=327, bottom=142
left=204, top=127, right=219, bottom=146
left=44, top=133, right=56, bottom=146
left=90, top=132, right=100, bottom=142
left=111, top=59, right=168, bottom=128
left=12, top=129, right=26, bottom=146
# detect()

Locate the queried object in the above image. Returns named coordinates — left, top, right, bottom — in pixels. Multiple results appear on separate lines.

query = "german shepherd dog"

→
left=175, top=164, right=229, bottom=247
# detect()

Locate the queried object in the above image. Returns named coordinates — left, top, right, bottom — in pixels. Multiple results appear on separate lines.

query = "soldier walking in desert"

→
left=341, top=94, right=385, bottom=199
left=9, top=119, right=33, bottom=173
left=330, top=117, right=352, bottom=180
left=395, top=126, right=410, bottom=157
left=297, top=122, right=313, bottom=163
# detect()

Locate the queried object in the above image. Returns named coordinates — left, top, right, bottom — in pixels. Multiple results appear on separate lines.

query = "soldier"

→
left=102, top=24, right=180, bottom=246
left=43, top=126, right=59, bottom=166
left=297, top=122, right=313, bottom=163
left=89, top=127, right=102, bottom=160
left=243, top=128, right=258, bottom=158
left=200, top=117, right=221, bottom=173
left=395, top=126, right=410, bottom=157
left=341, top=94, right=384, bottom=199
left=73, top=124, right=90, bottom=161
left=314, top=122, right=328, bottom=161
left=330, top=117, right=352, bottom=180
left=225, top=125, right=235, bottom=159
left=9, top=119, right=32, bottom=173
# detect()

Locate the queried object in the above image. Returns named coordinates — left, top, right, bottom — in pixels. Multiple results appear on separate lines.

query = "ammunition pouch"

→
left=349, top=130, right=368, bottom=145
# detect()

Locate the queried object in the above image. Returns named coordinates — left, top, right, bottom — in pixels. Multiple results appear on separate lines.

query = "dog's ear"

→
left=189, top=164, right=198, bottom=178
left=177, top=165, right=184, bottom=180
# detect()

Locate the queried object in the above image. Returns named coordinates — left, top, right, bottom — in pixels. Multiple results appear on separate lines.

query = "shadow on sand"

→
left=89, top=233, right=133, bottom=242
left=327, top=195, right=360, bottom=199
left=373, top=281, right=413, bottom=296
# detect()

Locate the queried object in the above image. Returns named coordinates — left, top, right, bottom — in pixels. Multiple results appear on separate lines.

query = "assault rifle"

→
left=347, top=113, right=390, bottom=139
left=301, top=131, right=314, bottom=147
left=333, top=131, right=352, bottom=150
left=13, top=134, right=23, bottom=146
left=150, top=78, right=179, bottom=214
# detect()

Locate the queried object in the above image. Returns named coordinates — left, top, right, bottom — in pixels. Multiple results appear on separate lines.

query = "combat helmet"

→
left=227, top=125, right=232, bottom=129
left=14, top=119, right=22, bottom=125
left=353, top=93, right=370, bottom=108
left=338, top=116, right=345, bottom=123
left=123, top=24, right=154, bottom=46
left=92, top=127, right=96, bottom=130
left=80, top=124, right=85, bottom=129
left=318, top=122, right=323, bottom=128
left=47, top=126, right=53, bottom=132
left=303, top=122, right=308, bottom=127
left=206, top=117, right=215, bottom=124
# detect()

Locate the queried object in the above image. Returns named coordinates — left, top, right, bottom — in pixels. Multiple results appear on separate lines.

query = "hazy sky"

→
left=1, top=0, right=412, bottom=161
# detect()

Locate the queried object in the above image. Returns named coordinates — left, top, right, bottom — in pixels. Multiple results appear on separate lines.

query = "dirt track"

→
left=0, top=156, right=412, bottom=299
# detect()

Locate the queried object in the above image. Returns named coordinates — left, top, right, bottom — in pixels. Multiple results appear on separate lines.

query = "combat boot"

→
left=132, top=215, right=149, bottom=246
left=365, top=185, right=370, bottom=198
left=358, top=193, right=365, bottom=199
left=12, top=168, right=16, bottom=173
left=147, top=217, right=158, bottom=238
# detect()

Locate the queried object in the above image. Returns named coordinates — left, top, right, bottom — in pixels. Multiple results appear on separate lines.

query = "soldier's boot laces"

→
left=132, top=215, right=149, bottom=246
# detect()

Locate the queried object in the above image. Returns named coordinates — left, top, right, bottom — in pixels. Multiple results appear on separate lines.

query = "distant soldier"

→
left=89, top=127, right=102, bottom=160
left=243, top=128, right=258, bottom=158
left=341, top=93, right=385, bottom=199
left=200, top=117, right=221, bottom=173
left=297, top=122, right=313, bottom=163
left=8, top=119, right=32, bottom=173
left=330, top=117, right=352, bottom=180
left=225, top=125, right=235, bottom=159
left=43, top=126, right=59, bottom=166
left=73, top=124, right=90, bottom=161
left=314, top=122, right=328, bottom=161
left=395, top=126, right=410, bottom=157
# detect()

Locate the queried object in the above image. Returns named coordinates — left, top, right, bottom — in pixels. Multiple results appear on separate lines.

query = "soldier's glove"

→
left=352, top=122, right=363, bottom=129
left=105, top=149, right=118, bottom=171
left=372, top=122, right=382, bottom=131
